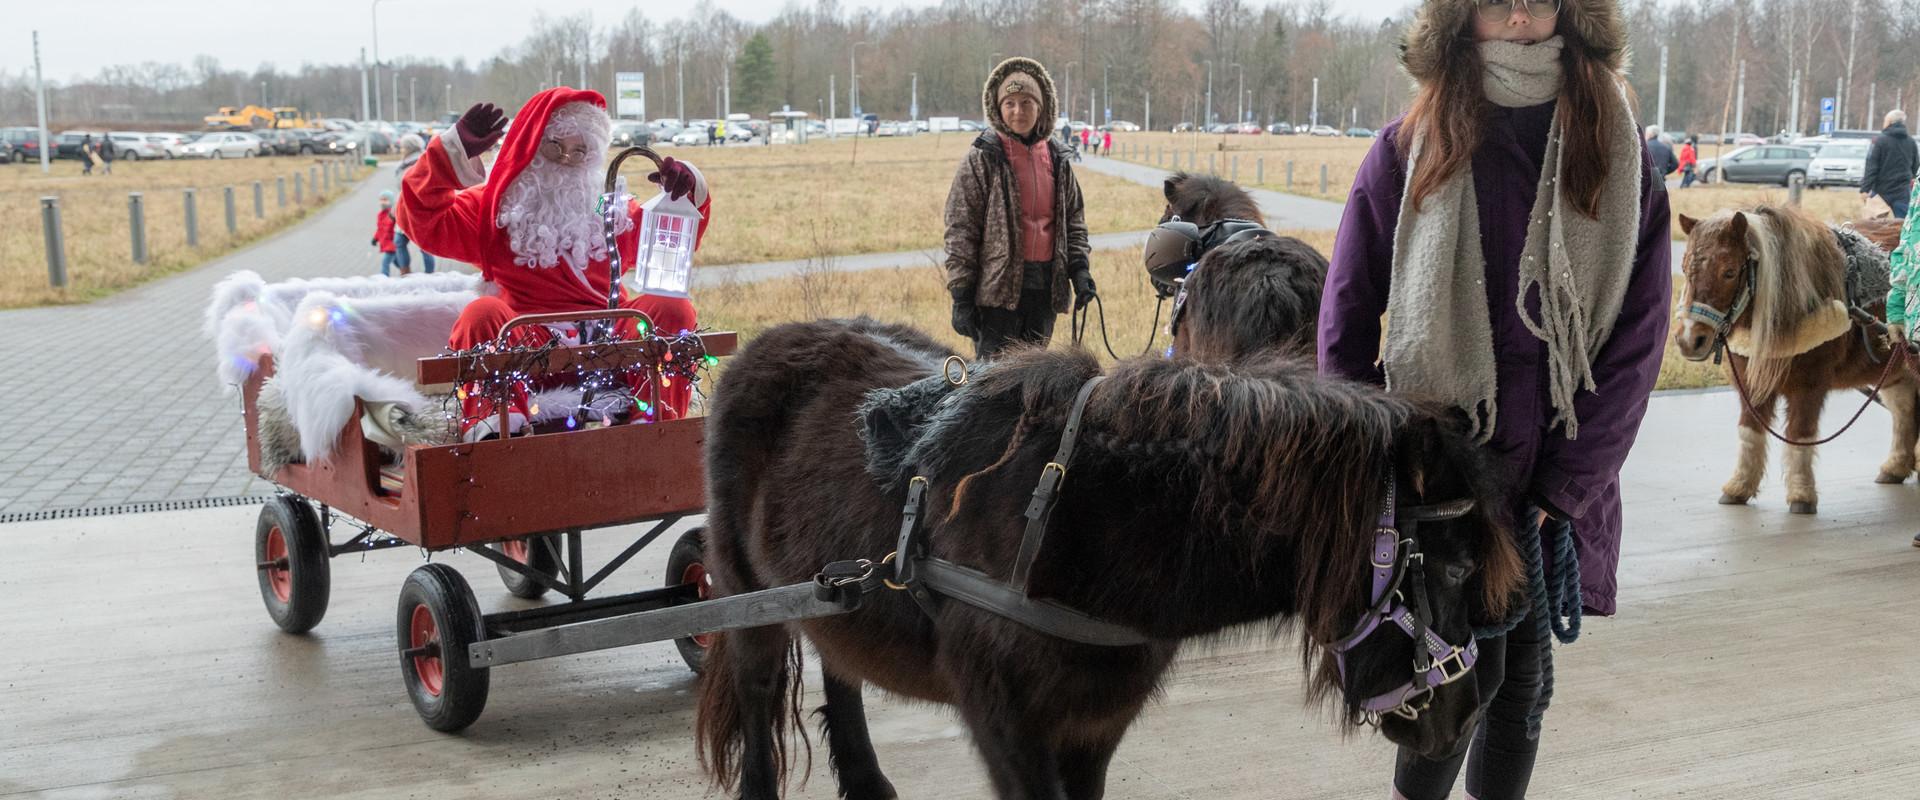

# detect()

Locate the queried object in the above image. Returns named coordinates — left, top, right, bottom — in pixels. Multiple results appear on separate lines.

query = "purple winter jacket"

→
left=1318, top=102, right=1671, bottom=615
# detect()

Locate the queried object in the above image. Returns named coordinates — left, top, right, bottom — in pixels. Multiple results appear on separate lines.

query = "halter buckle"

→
left=1430, top=646, right=1472, bottom=686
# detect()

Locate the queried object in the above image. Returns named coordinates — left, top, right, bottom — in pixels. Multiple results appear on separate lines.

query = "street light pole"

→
left=910, top=72, right=918, bottom=121
left=1062, top=62, right=1077, bottom=125
left=851, top=41, right=869, bottom=121
left=371, top=0, right=385, bottom=122
left=33, top=30, right=49, bottom=173
left=676, top=40, right=685, bottom=123
left=1231, top=63, right=1243, bottom=125
left=1102, top=64, right=1109, bottom=126
left=1204, top=60, right=1213, bottom=129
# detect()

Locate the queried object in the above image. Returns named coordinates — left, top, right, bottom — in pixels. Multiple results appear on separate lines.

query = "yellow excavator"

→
left=204, top=106, right=310, bottom=130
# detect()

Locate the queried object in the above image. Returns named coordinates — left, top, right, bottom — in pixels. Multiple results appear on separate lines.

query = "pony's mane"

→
left=1164, top=171, right=1267, bottom=226
left=933, top=349, right=1406, bottom=648
left=1717, top=206, right=1845, bottom=390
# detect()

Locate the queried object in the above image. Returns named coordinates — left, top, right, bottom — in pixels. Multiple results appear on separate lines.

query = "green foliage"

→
left=734, top=33, right=777, bottom=114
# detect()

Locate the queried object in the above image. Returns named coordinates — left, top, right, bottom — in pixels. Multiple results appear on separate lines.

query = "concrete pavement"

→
left=2, top=389, right=1917, bottom=797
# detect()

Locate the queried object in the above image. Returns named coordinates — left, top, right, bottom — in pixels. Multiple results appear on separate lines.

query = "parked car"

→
left=1345, top=127, right=1375, bottom=138
left=1807, top=140, right=1869, bottom=187
left=611, top=121, right=653, bottom=148
left=875, top=121, right=902, bottom=137
left=670, top=126, right=707, bottom=146
left=1, top=126, right=47, bottom=161
left=1308, top=125, right=1339, bottom=137
left=320, top=130, right=391, bottom=155
left=256, top=129, right=301, bottom=156
left=181, top=131, right=263, bottom=158
left=106, top=131, right=166, bottom=160
left=55, top=131, right=105, bottom=159
left=1697, top=145, right=1812, bottom=185
left=1266, top=122, right=1294, bottom=135
left=148, top=132, right=199, bottom=158
left=1830, top=129, right=1879, bottom=141
left=1170, top=122, right=1197, bottom=133
left=1106, top=120, right=1141, bottom=132
left=959, top=119, right=985, bottom=131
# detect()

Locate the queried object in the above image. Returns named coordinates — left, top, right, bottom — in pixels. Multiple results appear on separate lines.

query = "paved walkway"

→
left=0, top=168, right=406, bottom=516
left=3, top=390, right=1916, bottom=797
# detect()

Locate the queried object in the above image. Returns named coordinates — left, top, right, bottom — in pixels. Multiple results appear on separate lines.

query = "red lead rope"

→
left=1723, top=327, right=1911, bottom=447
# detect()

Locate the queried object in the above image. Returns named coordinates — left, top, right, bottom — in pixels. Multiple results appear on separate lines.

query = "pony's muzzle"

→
left=1673, top=318, right=1716, bottom=361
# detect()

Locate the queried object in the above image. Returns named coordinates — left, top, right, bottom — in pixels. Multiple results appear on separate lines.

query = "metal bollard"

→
left=277, top=176, right=287, bottom=208
left=1231, top=155, right=1239, bottom=182
left=309, top=166, right=319, bottom=199
left=294, top=173, right=303, bottom=204
left=129, top=192, right=147, bottom=265
left=1320, top=164, right=1328, bottom=195
left=1208, top=153, right=1216, bottom=175
left=1287, top=160, right=1294, bottom=189
left=224, top=186, right=237, bottom=235
left=323, top=162, right=332, bottom=192
left=1788, top=173, right=1805, bottom=206
left=1157, top=146, right=1162, bottom=166
left=1257, top=158, right=1264, bottom=184
left=184, top=188, right=199, bottom=248
left=41, top=196, right=67, bottom=288
left=253, top=181, right=264, bottom=218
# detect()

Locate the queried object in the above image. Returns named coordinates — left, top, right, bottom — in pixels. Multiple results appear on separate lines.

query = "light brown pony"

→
left=1672, top=206, right=1915, bottom=514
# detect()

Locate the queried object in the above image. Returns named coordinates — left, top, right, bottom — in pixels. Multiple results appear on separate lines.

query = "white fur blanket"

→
left=206, top=271, right=484, bottom=464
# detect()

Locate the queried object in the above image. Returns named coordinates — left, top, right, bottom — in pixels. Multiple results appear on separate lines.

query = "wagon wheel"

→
left=254, top=495, right=330, bottom=634
left=494, top=534, right=562, bottom=599
left=397, top=563, right=490, bottom=732
left=666, top=527, right=714, bottom=674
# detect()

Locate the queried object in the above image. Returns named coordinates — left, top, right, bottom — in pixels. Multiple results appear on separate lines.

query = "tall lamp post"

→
left=1203, top=60, right=1213, bottom=129
left=371, top=0, right=385, bottom=122
left=1102, top=64, right=1110, bottom=126
left=1062, top=61, right=1077, bottom=126
left=1231, top=63, right=1244, bottom=125
left=851, top=41, right=870, bottom=121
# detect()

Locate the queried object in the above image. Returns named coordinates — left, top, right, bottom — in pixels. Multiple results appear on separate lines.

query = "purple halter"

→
left=1326, top=481, right=1480, bottom=722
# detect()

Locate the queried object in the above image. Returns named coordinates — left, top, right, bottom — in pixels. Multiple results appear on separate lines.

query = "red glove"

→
left=456, top=103, right=506, bottom=159
left=647, top=156, right=696, bottom=201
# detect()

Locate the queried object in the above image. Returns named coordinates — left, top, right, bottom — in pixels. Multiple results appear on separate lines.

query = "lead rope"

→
left=1471, top=510, right=1582, bottom=738
left=1070, top=294, right=1164, bottom=360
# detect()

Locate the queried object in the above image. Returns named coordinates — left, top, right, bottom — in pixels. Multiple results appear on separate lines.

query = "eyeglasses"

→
left=539, top=138, right=593, bottom=165
left=1478, top=0, right=1559, bottom=22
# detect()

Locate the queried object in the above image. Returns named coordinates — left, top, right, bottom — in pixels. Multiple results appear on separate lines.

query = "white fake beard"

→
left=497, top=154, right=626, bottom=270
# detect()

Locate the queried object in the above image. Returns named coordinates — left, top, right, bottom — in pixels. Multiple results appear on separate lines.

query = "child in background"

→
left=372, top=190, right=405, bottom=276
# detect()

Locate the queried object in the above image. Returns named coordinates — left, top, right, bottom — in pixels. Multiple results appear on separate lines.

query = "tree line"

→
left=2, top=0, right=1916, bottom=137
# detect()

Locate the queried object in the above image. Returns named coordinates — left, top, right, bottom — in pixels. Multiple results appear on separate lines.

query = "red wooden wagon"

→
left=240, top=308, right=778, bottom=731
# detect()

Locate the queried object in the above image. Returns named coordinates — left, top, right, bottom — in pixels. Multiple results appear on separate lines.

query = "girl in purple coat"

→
left=1317, top=0, right=1669, bottom=796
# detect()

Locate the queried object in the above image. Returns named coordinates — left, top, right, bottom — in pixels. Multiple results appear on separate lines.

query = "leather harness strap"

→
left=1012, top=376, right=1106, bottom=594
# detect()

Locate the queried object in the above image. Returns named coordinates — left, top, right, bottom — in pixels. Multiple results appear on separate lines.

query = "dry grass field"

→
left=0, top=156, right=362, bottom=308
left=656, top=135, right=1167, bottom=266
left=697, top=228, right=1725, bottom=392
left=1109, top=131, right=1374, bottom=202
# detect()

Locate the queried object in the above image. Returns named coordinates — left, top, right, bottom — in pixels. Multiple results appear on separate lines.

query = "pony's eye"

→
left=1444, top=564, right=1472, bottom=584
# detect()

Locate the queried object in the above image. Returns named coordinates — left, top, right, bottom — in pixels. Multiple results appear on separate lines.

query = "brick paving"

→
left=0, top=166, right=412, bottom=515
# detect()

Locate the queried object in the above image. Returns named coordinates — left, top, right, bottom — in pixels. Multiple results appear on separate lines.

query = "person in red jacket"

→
left=371, top=190, right=405, bottom=276
left=398, top=87, right=710, bottom=441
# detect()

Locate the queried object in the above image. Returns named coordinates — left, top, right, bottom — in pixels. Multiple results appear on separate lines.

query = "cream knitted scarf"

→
left=1385, top=36, right=1643, bottom=441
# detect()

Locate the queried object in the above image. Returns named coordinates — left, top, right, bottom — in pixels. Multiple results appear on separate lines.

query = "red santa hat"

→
left=480, top=87, right=609, bottom=227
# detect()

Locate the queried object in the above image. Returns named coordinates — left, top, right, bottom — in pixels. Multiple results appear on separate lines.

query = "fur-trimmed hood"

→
left=982, top=57, right=1058, bottom=141
left=1400, top=0, right=1628, bottom=83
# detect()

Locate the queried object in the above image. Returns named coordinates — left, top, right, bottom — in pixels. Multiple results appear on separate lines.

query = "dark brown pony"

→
left=697, top=318, right=1523, bottom=799
left=1673, top=207, right=1917, bottom=514
left=1159, top=172, right=1329, bottom=361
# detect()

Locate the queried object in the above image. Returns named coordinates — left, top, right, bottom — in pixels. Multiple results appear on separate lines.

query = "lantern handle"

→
left=605, top=146, right=668, bottom=195
left=493, top=309, right=659, bottom=349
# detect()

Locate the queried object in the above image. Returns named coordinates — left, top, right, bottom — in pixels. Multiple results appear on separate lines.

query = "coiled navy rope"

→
left=1472, top=509, right=1583, bottom=738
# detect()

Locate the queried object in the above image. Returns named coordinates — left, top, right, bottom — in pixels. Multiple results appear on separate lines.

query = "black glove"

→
left=951, top=299, right=979, bottom=340
left=456, top=103, right=507, bottom=159
left=1070, top=270, right=1098, bottom=310
left=370, top=238, right=377, bottom=246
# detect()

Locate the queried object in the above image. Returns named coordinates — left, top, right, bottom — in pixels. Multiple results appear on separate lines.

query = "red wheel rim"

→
left=409, top=604, right=444, bottom=697
left=265, top=526, right=291, bottom=604
left=501, top=538, right=530, bottom=563
left=682, top=562, right=714, bottom=648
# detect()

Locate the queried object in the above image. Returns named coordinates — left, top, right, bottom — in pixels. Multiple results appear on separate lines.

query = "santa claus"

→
left=398, top=88, right=709, bottom=441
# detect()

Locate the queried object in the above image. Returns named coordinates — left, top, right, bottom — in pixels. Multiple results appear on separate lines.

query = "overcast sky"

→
left=14, top=0, right=1412, bottom=83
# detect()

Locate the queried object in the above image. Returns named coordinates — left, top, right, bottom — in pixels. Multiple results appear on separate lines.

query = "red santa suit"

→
left=398, top=88, right=710, bottom=438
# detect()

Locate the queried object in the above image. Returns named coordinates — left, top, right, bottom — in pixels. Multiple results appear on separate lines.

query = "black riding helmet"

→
left=1145, top=217, right=1275, bottom=298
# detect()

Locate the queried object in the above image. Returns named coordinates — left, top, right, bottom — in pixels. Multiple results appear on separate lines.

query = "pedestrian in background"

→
left=1864, top=109, right=1918, bottom=219
left=1679, top=135, right=1699, bottom=188
left=372, top=190, right=405, bottom=276
left=79, top=134, right=94, bottom=176
left=944, top=57, right=1096, bottom=358
left=1101, top=128, right=1112, bottom=156
left=1644, top=124, right=1677, bottom=178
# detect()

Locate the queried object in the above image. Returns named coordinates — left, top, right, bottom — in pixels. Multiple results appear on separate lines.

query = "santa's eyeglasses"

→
left=539, top=138, right=594, bottom=165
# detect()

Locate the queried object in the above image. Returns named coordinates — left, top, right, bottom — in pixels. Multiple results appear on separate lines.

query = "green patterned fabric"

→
left=1888, top=182, right=1920, bottom=328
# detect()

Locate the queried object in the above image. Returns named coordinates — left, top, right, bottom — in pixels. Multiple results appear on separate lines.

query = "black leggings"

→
left=1393, top=606, right=1549, bottom=800
left=974, top=287, right=1057, bottom=359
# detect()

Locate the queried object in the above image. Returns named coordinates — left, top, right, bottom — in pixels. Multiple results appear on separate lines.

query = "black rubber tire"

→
left=494, top=533, right=562, bottom=599
left=665, top=527, right=712, bottom=674
left=255, top=495, right=331, bottom=634
left=397, top=563, right=490, bottom=732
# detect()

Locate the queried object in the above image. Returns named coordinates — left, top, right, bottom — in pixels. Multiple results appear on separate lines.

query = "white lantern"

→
left=627, top=189, right=701, bottom=299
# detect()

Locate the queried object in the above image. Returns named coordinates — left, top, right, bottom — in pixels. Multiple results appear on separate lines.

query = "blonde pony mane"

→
left=1719, top=206, right=1846, bottom=390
